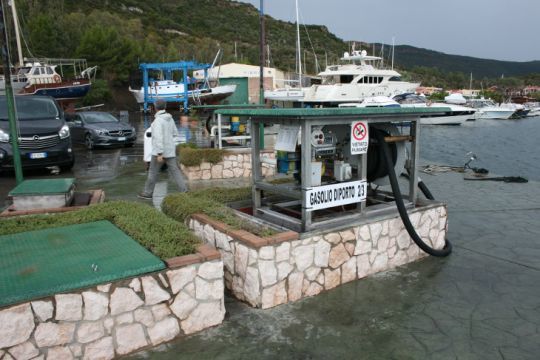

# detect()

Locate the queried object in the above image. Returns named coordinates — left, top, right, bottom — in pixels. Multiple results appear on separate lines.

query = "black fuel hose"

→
left=401, top=172, right=435, bottom=201
left=374, top=129, right=452, bottom=257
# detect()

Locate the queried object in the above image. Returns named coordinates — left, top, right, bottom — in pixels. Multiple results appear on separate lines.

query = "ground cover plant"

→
left=0, top=201, right=200, bottom=259
left=178, top=144, right=228, bottom=167
left=162, top=187, right=276, bottom=237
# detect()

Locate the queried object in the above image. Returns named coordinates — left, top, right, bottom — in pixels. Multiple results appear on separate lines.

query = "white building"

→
left=193, top=63, right=286, bottom=104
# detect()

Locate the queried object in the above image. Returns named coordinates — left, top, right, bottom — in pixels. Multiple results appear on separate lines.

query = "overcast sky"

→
left=238, top=0, right=539, bottom=62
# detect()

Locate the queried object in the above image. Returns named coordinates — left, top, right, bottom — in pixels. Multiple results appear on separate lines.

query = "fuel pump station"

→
left=215, top=107, right=453, bottom=256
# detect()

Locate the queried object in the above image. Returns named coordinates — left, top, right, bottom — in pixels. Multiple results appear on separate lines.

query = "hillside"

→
left=10, top=0, right=540, bottom=89
left=394, top=45, right=540, bottom=78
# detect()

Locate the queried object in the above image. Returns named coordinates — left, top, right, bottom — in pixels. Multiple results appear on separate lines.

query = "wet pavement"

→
left=1, top=115, right=539, bottom=359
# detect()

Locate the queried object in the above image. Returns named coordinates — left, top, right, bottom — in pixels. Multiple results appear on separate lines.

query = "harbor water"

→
left=128, top=117, right=540, bottom=359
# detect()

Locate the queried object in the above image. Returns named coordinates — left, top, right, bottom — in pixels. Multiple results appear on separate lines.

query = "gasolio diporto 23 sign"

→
left=305, top=180, right=367, bottom=211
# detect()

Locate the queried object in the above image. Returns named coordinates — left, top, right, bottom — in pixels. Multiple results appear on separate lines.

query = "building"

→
left=193, top=63, right=285, bottom=104
left=459, top=89, right=482, bottom=98
left=415, top=86, right=442, bottom=96
left=523, top=86, right=540, bottom=96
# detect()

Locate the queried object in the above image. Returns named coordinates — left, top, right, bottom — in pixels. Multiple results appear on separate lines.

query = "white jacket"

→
left=150, top=110, right=179, bottom=158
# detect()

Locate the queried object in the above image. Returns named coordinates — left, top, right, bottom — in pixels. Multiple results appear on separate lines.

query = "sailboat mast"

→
left=391, top=37, right=395, bottom=70
left=296, top=0, right=302, bottom=86
left=9, top=0, right=23, bottom=66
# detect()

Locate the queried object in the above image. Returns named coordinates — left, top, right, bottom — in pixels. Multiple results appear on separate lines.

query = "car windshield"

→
left=83, top=113, right=119, bottom=124
left=0, top=97, right=59, bottom=120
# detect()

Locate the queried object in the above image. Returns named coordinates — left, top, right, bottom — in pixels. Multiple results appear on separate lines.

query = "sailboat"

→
left=264, top=0, right=306, bottom=102
left=0, top=0, right=97, bottom=107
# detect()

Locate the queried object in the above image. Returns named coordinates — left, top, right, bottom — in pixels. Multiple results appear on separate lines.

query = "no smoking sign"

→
left=350, top=121, right=369, bottom=154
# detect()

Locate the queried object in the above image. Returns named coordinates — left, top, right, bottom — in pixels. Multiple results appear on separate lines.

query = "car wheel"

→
left=85, top=134, right=94, bottom=150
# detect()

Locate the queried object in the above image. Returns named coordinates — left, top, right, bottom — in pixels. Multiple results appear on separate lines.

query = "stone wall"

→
left=180, top=151, right=275, bottom=181
left=189, top=205, right=447, bottom=309
left=0, top=250, right=225, bottom=360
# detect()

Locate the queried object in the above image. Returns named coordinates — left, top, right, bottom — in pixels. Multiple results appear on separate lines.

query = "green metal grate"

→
left=8, top=178, right=76, bottom=196
left=0, top=220, right=165, bottom=307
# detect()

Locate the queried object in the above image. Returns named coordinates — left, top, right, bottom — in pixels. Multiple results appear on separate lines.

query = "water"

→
left=130, top=116, right=540, bottom=360
left=420, top=118, right=540, bottom=181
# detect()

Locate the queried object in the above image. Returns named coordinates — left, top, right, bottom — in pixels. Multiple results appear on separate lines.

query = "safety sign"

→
left=351, top=121, right=369, bottom=154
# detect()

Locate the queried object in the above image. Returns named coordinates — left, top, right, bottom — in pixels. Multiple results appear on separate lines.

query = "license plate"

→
left=117, top=137, right=126, bottom=141
left=29, top=152, right=47, bottom=159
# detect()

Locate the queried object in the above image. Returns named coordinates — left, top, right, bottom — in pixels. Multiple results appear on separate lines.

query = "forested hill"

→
left=394, top=45, right=540, bottom=78
left=12, top=0, right=540, bottom=87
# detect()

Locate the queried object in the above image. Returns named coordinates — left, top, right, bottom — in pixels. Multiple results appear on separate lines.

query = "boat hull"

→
left=476, top=109, right=515, bottom=120
left=420, top=113, right=470, bottom=125
left=129, top=84, right=236, bottom=106
left=18, top=81, right=91, bottom=100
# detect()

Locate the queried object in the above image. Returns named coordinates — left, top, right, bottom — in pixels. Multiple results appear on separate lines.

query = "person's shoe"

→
left=137, top=192, right=152, bottom=200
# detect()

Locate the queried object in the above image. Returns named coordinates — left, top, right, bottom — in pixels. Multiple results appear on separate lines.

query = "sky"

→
left=238, top=0, right=540, bottom=62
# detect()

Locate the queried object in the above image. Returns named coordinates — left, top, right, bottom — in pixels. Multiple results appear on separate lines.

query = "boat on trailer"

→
left=129, top=59, right=236, bottom=112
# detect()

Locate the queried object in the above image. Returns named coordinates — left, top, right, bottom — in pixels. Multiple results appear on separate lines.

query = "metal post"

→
left=1, top=0, right=23, bottom=184
left=258, top=0, right=265, bottom=149
left=217, top=113, right=222, bottom=149
left=409, top=119, right=419, bottom=204
left=251, top=118, right=262, bottom=213
left=301, top=120, right=312, bottom=231
left=182, top=64, right=188, bottom=113
left=142, top=66, right=148, bottom=112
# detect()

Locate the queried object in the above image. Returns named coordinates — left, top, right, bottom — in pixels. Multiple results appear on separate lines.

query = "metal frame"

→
left=139, top=61, right=210, bottom=113
left=214, top=107, right=444, bottom=232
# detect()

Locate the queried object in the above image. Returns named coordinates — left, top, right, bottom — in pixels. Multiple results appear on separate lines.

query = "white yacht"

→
left=300, top=50, right=419, bottom=106
left=338, top=96, right=401, bottom=108
left=393, top=93, right=475, bottom=125
left=524, top=102, right=540, bottom=117
left=467, top=98, right=515, bottom=120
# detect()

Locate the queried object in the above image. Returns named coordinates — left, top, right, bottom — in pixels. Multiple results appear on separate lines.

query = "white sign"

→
left=351, top=121, right=369, bottom=154
left=275, top=125, right=300, bottom=152
left=305, top=180, right=367, bottom=211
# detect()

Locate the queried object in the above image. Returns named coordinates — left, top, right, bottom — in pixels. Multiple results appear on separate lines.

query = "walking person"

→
left=138, top=100, right=187, bottom=199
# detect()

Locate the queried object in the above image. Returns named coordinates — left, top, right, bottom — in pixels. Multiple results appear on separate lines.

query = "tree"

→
left=76, top=26, right=141, bottom=84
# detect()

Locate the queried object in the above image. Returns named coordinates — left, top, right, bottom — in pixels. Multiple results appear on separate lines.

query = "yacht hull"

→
left=477, top=109, right=515, bottom=120
left=420, top=113, right=470, bottom=125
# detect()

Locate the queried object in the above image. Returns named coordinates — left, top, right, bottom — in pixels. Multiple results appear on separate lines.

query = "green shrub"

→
left=189, top=186, right=252, bottom=203
left=178, top=146, right=227, bottom=167
left=162, top=187, right=276, bottom=237
left=0, top=201, right=200, bottom=259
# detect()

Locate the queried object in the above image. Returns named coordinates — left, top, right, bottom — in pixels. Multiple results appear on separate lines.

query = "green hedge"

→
left=162, top=187, right=276, bottom=237
left=178, top=146, right=228, bottom=167
left=0, top=201, right=200, bottom=259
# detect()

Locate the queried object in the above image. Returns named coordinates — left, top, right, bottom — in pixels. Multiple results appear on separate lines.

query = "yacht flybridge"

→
left=300, top=50, right=419, bottom=106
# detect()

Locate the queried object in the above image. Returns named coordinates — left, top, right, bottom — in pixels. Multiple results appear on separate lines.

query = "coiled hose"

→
left=373, top=129, right=452, bottom=257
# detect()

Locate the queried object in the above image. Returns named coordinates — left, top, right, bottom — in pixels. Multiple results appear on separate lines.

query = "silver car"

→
left=66, top=111, right=136, bottom=150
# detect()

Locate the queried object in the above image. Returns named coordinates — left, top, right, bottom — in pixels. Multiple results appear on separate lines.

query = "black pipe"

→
left=401, top=172, right=435, bottom=201
left=374, top=129, right=452, bottom=257
left=417, top=180, right=435, bottom=201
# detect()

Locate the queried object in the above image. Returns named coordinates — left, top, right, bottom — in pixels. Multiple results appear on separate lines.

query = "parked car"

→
left=0, top=95, right=74, bottom=171
left=66, top=111, right=136, bottom=150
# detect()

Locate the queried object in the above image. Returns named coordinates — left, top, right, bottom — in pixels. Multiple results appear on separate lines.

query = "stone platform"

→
left=0, top=245, right=225, bottom=359
left=190, top=203, right=448, bottom=309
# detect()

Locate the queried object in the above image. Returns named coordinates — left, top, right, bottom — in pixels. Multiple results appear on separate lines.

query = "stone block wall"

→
left=0, top=247, right=225, bottom=359
left=180, top=151, right=275, bottom=181
left=189, top=205, right=447, bottom=309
